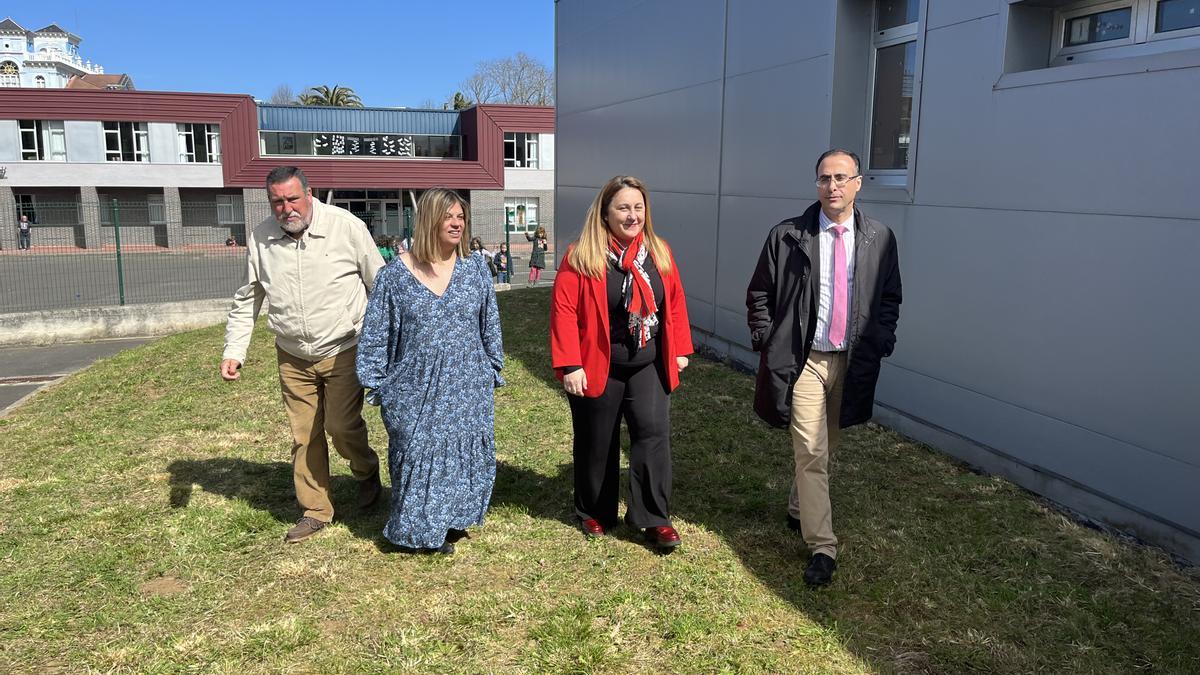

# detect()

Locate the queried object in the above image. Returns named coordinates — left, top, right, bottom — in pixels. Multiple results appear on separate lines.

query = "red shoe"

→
left=647, top=525, right=681, bottom=550
left=580, top=518, right=606, bottom=538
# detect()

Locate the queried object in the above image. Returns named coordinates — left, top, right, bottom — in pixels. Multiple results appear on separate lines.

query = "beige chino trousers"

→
left=788, top=350, right=847, bottom=559
left=277, top=345, right=379, bottom=523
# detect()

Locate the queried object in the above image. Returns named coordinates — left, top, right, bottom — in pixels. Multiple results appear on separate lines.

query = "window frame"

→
left=862, top=0, right=925, bottom=183
left=1050, top=0, right=1200, bottom=65
left=504, top=196, right=540, bottom=233
left=18, top=120, right=66, bottom=162
left=104, top=122, right=150, bottom=163
left=177, top=123, right=221, bottom=163
left=504, top=132, right=540, bottom=168
left=216, top=194, right=245, bottom=225
left=1149, top=0, right=1200, bottom=40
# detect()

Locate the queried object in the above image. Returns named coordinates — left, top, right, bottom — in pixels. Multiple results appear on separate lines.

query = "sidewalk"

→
left=0, top=337, right=153, bottom=415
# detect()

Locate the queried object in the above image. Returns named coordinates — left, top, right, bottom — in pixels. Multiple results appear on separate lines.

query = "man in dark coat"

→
left=746, top=149, right=902, bottom=586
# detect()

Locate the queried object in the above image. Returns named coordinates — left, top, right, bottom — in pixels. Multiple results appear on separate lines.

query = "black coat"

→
left=746, top=202, right=902, bottom=429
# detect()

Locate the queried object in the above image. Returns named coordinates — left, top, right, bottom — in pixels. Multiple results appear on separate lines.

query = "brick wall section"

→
left=80, top=186, right=102, bottom=249
left=163, top=187, right=184, bottom=248
left=469, top=188, right=556, bottom=270
left=0, top=186, right=16, bottom=250
left=242, top=188, right=270, bottom=231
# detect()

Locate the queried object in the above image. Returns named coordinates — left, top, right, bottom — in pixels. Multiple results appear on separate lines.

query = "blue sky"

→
left=8, top=0, right=554, bottom=108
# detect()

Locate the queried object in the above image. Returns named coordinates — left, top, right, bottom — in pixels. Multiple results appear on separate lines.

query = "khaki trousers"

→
left=788, top=350, right=846, bottom=559
left=277, top=345, right=379, bottom=523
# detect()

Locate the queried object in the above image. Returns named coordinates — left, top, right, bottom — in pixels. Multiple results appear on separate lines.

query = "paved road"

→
left=0, top=250, right=245, bottom=313
left=0, top=338, right=153, bottom=414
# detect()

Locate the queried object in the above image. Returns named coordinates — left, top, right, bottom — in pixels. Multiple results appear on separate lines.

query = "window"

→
left=504, top=132, right=539, bottom=168
left=868, top=0, right=920, bottom=172
left=15, top=194, right=36, bottom=223
left=259, top=131, right=462, bottom=158
left=147, top=195, right=165, bottom=225
left=35, top=75, right=46, bottom=88
left=19, top=120, right=67, bottom=161
left=216, top=194, right=245, bottom=224
left=0, top=61, right=19, bottom=87
left=177, top=123, right=221, bottom=163
left=1053, top=0, right=1200, bottom=64
left=504, top=197, right=539, bottom=232
left=104, top=122, right=150, bottom=162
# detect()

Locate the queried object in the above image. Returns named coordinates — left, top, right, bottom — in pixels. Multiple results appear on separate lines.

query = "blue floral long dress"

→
left=356, top=253, right=504, bottom=549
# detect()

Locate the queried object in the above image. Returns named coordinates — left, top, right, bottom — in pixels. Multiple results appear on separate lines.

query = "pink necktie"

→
left=829, top=225, right=848, bottom=348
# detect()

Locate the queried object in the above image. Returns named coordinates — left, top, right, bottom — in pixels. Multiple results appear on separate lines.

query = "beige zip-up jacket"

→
left=222, top=199, right=385, bottom=364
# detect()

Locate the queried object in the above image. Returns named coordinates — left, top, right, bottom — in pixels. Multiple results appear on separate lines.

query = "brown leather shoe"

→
left=580, top=518, right=606, bottom=538
left=357, top=473, right=382, bottom=510
left=646, top=525, right=681, bottom=550
left=284, top=516, right=328, bottom=543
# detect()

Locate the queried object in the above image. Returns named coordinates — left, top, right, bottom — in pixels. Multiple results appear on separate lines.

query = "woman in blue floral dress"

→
left=357, top=188, right=504, bottom=554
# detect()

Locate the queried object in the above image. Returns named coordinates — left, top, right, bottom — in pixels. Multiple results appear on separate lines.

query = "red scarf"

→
left=608, top=232, right=659, bottom=348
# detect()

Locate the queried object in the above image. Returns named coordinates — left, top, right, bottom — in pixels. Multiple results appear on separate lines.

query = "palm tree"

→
left=297, top=85, right=364, bottom=107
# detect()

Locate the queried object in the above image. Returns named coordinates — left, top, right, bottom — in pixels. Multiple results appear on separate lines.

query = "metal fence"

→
left=1, top=199, right=556, bottom=314
left=2, top=201, right=246, bottom=314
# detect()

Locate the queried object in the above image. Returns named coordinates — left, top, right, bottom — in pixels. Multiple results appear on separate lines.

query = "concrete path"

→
left=0, top=337, right=153, bottom=415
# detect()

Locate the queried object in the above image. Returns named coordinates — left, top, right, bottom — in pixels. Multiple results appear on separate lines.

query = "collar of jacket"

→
left=783, top=202, right=876, bottom=250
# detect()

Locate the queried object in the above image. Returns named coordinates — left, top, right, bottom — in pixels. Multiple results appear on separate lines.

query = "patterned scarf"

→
left=607, top=232, right=659, bottom=349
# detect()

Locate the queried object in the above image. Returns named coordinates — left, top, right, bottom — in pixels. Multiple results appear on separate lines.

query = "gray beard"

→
left=279, top=218, right=309, bottom=236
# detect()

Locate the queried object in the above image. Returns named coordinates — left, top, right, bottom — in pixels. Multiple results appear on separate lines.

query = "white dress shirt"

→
left=811, top=209, right=855, bottom=352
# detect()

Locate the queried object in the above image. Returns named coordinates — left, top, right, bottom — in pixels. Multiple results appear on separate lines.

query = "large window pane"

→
left=1064, top=8, right=1132, bottom=46
left=1157, top=0, right=1200, bottom=32
left=869, top=41, right=917, bottom=170
left=876, top=0, right=918, bottom=31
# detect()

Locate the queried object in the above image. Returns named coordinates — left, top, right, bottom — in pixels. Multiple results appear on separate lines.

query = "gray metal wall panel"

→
left=256, top=106, right=460, bottom=135
left=720, top=59, right=833, bottom=199
left=648, top=190, right=720, bottom=334
left=555, top=0, right=726, bottom=117
left=875, top=363, right=1200, bottom=536
left=926, top=0, right=998, bottom=31
left=556, top=82, right=724, bottom=196
left=64, top=120, right=102, bottom=163
left=888, top=204, right=1198, bottom=467
left=0, top=120, right=18, bottom=161
left=916, top=16, right=1200, bottom=220
left=725, top=0, right=833, bottom=77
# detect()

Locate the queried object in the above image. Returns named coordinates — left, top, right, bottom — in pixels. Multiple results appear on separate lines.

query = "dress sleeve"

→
left=356, top=268, right=398, bottom=402
left=477, top=256, right=505, bottom=387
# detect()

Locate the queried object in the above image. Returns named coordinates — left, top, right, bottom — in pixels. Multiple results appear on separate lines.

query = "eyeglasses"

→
left=815, top=174, right=862, bottom=188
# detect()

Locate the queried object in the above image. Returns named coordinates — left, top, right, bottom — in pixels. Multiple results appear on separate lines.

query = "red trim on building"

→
left=0, top=89, right=555, bottom=191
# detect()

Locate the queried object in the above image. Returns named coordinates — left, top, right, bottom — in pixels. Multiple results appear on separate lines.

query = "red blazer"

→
left=551, top=244, right=695, bottom=397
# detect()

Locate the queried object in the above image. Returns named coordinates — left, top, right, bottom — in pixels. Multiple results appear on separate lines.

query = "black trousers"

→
left=568, top=360, right=672, bottom=529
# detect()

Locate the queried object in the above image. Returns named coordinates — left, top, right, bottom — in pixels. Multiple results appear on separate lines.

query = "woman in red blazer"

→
left=550, top=175, right=694, bottom=551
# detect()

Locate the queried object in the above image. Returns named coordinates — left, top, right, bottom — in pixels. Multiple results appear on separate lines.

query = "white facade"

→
left=0, top=19, right=106, bottom=89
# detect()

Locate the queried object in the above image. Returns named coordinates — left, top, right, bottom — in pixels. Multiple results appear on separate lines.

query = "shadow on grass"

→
left=166, top=458, right=392, bottom=545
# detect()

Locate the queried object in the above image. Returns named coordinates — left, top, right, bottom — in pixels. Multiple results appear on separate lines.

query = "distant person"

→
left=495, top=242, right=511, bottom=284
left=224, top=235, right=237, bottom=247
left=376, top=235, right=396, bottom=263
left=469, top=236, right=496, bottom=278
left=357, top=189, right=504, bottom=554
left=17, top=214, right=31, bottom=251
left=746, top=149, right=902, bottom=586
left=550, top=176, right=694, bottom=551
left=220, top=166, right=386, bottom=544
left=525, top=226, right=548, bottom=286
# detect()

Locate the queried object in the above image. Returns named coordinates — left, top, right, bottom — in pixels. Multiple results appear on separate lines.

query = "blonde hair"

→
left=567, top=176, right=671, bottom=279
left=411, top=188, right=471, bottom=263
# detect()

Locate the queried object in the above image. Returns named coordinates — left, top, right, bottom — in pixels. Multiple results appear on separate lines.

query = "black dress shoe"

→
left=786, top=514, right=802, bottom=533
left=803, top=553, right=836, bottom=586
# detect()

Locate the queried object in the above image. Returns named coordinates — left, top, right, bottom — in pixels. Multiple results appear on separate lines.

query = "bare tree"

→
left=461, top=52, right=553, bottom=106
left=268, top=84, right=295, bottom=105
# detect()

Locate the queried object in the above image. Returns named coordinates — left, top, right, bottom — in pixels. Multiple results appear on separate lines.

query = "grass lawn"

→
left=1, top=288, right=1197, bottom=673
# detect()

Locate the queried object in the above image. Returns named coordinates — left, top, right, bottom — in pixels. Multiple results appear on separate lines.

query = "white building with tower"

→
left=0, top=18, right=132, bottom=90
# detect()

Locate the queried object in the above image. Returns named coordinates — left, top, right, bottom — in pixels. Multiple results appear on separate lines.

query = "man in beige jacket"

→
left=221, top=166, right=386, bottom=543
